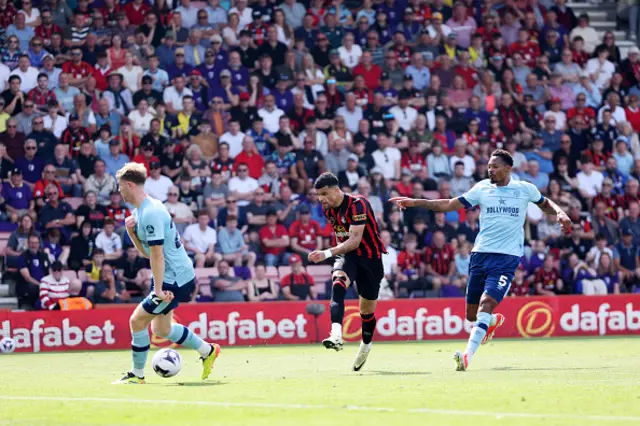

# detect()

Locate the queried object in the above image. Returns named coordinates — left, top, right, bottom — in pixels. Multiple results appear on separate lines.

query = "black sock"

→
left=361, top=313, right=376, bottom=344
left=330, top=281, right=347, bottom=325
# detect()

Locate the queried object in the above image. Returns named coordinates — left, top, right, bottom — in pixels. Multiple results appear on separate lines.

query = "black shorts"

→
left=332, top=254, right=384, bottom=301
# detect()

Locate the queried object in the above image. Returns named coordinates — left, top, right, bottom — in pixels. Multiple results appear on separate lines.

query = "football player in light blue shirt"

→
left=112, top=162, right=221, bottom=384
left=391, top=149, right=571, bottom=371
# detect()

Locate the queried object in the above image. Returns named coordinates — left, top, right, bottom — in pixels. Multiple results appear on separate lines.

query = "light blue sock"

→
left=167, top=324, right=210, bottom=357
left=131, top=329, right=150, bottom=377
left=465, top=312, right=490, bottom=362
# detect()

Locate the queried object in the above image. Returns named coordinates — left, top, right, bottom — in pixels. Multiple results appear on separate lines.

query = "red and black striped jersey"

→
left=618, top=192, right=640, bottom=210
left=593, top=193, right=621, bottom=221
left=424, top=244, right=455, bottom=275
left=324, top=194, right=386, bottom=259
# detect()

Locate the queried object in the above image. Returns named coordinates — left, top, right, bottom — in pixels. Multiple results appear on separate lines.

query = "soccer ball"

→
left=152, top=348, right=182, bottom=378
left=0, top=337, right=16, bottom=354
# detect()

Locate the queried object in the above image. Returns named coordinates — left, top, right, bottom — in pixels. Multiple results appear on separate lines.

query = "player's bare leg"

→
left=112, top=304, right=154, bottom=384
left=323, top=272, right=350, bottom=351
left=353, top=297, right=377, bottom=371
left=454, top=295, right=499, bottom=371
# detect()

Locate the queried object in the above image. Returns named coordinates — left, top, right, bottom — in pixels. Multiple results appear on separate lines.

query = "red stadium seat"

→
left=0, top=240, right=8, bottom=257
left=306, top=265, right=332, bottom=283
left=0, top=232, right=11, bottom=241
left=62, top=270, right=77, bottom=281
left=77, top=270, right=87, bottom=282
left=278, top=266, right=292, bottom=278
left=65, top=197, right=84, bottom=210
left=265, top=266, right=279, bottom=280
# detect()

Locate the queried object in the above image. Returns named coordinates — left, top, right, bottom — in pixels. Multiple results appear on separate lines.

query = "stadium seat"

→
left=62, top=270, right=77, bottom=281
left=195, top=268, right=217, bottom=285
left=77, top=270, right=87, bottom=282
left=278, top=266, right=292, bottom=277
left=0, top=232, right=11, bottom=240
left=65, top=197, right=84, bottom=210
left=306, top=265, right=332, bottom=283
left=0, top=239, right=8, bottom=257
left=265, top=266, right=279, bottom=280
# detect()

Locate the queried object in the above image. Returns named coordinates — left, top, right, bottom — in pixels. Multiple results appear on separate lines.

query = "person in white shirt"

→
left=389, top=93, right=418, bottom=131
left=585, top=47, right=615, bottom=91
left=448, top=139, right=475, bottom=177
left=0, top=62, right=10, bottom=93
left=337, top=32, right=362, bottom=70
left=228, top=163, right=259, bottom=207
left=43, top=100, right=68, bottom=138
left=9, top=55, right=39, bottom=92
left=569, top=13, right=599, bottom=54
left=257, top=94, right=285, bottom=133
left=576, top=159, right=604, bottom=200
left=162, top=74, right=193, bottom=114
left=183, top=210, right=220, bottom=267
left=94, top=219, right=123, bottom=261
left=128, top=98, right=155, bottom=137
left=164, top=185, right=195, bottom=234
left=175, top=0, right=199, bottom=29
left=335, top=92, right=363, bottom=134
left=597, top=92, right=627, bottom=125
left=219, top=119, right=246, bottom=159
left=144, top=161, right=174, bottom=202
left=228, top=0, right=253, bottom=30
left=371, top=133, right=401, bottom=180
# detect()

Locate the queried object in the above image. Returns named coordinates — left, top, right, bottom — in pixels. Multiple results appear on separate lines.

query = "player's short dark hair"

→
left=314, top=172, right=339, bottom=190
left=490, top=149, right=513, bottom=167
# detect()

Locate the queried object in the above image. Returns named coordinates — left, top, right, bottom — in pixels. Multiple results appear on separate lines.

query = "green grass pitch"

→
left=0, top=338, right=639, bottom=426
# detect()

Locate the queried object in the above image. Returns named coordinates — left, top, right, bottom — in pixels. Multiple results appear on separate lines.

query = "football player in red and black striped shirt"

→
left=308, top=172, right=386, bottom=371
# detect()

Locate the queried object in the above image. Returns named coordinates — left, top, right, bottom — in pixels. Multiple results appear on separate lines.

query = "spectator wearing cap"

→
left=143, top=161, right=173, bottom=202
left=338, top=154, right=364, bottom=191
left=59, top=112, right=90, bottom=157
left=280, top=254, right=317, bottom=300
left=102, top=73, right=134, bottom=116
left=17, top=234, right=50, bottom=308
left=133, top=76, right=163, bottom=111
left=0, top=167, right=34, bottom=222
left=132, top=140, right=160, bottom=176
left=84, top=159, right=117, bottom=205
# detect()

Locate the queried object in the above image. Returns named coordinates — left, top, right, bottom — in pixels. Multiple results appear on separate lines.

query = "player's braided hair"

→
left=491, top=149, right=514, bottom=167
left=314, top=172, right=339, bottom=189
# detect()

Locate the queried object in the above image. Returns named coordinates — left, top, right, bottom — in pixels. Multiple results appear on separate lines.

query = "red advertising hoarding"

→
left=1, top=295, right=639, bottom=353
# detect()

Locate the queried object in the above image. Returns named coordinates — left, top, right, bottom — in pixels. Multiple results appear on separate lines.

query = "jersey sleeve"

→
left=458, top=182, right=483, bottom=208
left=349, top=199, right=368, bottom=226
left=525, top=181, right=545, bottom=205
left=142, top=209, right=165, bottom=246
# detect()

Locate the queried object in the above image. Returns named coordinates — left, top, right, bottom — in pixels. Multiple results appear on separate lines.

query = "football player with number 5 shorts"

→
left=112, top=163, right=221, bottom=384
left=391, top=150, right=572, bottom=371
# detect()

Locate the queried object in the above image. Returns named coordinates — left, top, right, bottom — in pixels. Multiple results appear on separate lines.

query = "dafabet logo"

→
left=516, top=301, right=555, bottom=338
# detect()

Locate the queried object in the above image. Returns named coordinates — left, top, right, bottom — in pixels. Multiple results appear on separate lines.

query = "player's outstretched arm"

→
left=308, top=224, right=365, bottom=263
left=125, top=215, right=150, bottom=259
left=390, top=197, right=464, bottom=213
left=537, top=197, right=572, bottom=233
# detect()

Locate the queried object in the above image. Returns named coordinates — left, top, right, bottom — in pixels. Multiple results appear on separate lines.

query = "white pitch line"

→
left=0, top=396, right=638, bottom=422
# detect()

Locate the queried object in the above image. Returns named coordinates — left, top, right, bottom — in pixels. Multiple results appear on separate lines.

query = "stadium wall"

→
left=1, top=295, right=640, bottom=353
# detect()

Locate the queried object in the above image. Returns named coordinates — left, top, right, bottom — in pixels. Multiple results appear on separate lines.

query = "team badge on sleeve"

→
left=146, top=225, right=155, bottom=234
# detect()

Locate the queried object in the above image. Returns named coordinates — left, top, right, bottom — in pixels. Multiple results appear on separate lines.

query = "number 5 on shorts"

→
left=498, top=275, right=509, bottom=289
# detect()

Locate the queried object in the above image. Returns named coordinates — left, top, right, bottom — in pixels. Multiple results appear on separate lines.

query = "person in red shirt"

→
left=280, top=254, right=317, bottom=300
left=33, top=164, right=65, bottom=208
left=28, top=72, right=57, bottom=114
left=132, top=140, right=160, bottom=175
left=60, top=114, right=91, bottom=157
left=247, top=10, right=269, bottom=46
left=583, top=137, right=609, bottom=171
left=509, top=28, right=540, bottom=68
left=352, top=51, right=382, bottom=91
left=61, top=48, right=95, bottom=88
left=400, top=141, right=426, bottom=174
left=455, top=50, right=479, bottom=88
left=289, top=205, right=322, bottom=260
left=532, top=254, right=564, bottom=295
left=625, top=94, right=640, bottom=132
left=477, top=12, right=501, bottom=46
left=123, top=0, right=150, bottom=26
left=233, top=136, right=265, bottom=180
left=259, top=210, right=291, bottom=266
left=424, top=230, right=455, bottom=286
left=35, top=9, right=62, bottom=48
left=105, top=190, right=130, bottom=228
left=508, top=267, right=530, bottom=296
left=593, top=177, right=623, bottom=222
left=566, top=94, right=596, bottom=130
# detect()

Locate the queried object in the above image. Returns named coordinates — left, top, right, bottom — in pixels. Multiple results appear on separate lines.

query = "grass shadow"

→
left=364, top=370, right=432, bottom=376
left=171, top=381, right=228, bottom=387
left=491, top=366, right=612, bottom=372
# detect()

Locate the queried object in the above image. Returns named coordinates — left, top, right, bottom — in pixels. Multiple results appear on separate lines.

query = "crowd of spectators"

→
left=2, top=0, right=640, bottom=309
